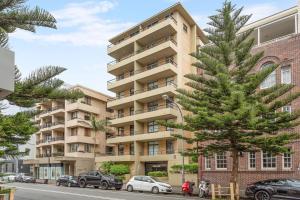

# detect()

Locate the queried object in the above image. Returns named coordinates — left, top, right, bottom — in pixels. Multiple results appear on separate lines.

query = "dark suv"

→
left=78, top=171, right=123, bottom=190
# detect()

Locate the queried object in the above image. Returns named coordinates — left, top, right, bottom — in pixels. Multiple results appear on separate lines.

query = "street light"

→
left=162, top=94, right=185, bottom=184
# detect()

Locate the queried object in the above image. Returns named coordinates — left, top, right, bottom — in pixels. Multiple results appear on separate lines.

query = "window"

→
left=130, top=125, right=134, bottom=135
left=183, top=23, right=188, bottom=32
left=70, top=144, right=79, bottom=152
left=166, top=97, right=174, bottom=108
left=147, top=81, right=158, bottom=91
left=84, top=128, right=91, bottom=137
left=117, top=91, right=125, bottom=99
left=281, top=66, right=291, bottom=84
left=166, top=119, right=174, bottom=131
left=70, top=128, right=78, bottom=136
left=82, top=96, right=91, bottom=105
left=117, top=109, right=124, bottom=118
left=165, top=56, right=174, bottom=64
left=283, top=149, right=292, bottom=169
left=260, top=62, right=276, bottom=89
left=166, top=140, right=174, bottom=154
left=216, top=152, right=227, bottom=169
left=130, top=88, right=135, bottom=96
left=84, top=112, right=91, bottom=120
left=129, top=107, right=134, bottom=116
left=148, top=101, right=158, bottom=112
left=262, top=151, right=276, bottom=169
left=147, top=61, right=158, bottom=70
left=118, top=127, right=124, bottom=136
left=118, top=144, right=124, bottom=155
left=130, top=143, right=134, bottom=155
left=205, top=156, right=211, bottom=170
left=84, top=144, right=91, bottom=153
left=148, top=121, right=159, bottom=133
left=148, top=141, right=159, bottom=155
left=282, top=105, right=292, bottom=114
left=248, top=152, right=256, bottom=169
left=71, top=111, right=78, bottom=119
left=117, top=73, right=124, bottom=81
left=166, top=77, right=175, bottom=86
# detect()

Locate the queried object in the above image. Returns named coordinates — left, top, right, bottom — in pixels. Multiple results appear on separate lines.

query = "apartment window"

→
left=117, top=109, right=124, bottom=118
left=205, top=156, right=211, bottom=170
left=118, top=127, right=125, bottom=136
left=70, top=128, right=78, bottom=136
left=183, top=23, right=188, bottom=33
left=166, top=97, right=174, bottom=108
left=118, top=144, right=124, bottom=155
left=70, top=144, right=79, bottom=152
left=216, top=152, right=227, bottom=169
left=106, top=107, right=114, bottom=113
left=84, top=128, right=91, bottom=137
left=129, top=70, right=134, bottom=76
left=165, top=56, right=174, bottom=64
left=130, top=143, right=134, bottom=155
left=71, top=111, right=78, bottom=119
left=248, top=152, right=256, bottom=169
left=130, top=88, right=135, bottom=96
left=260, top=62, right=276, bottom=89
left=148, top=141, right=159, bottom=155
left=146, top=61, right=158, bottom=70
left=282, top=105, right=292, bottom=114
left=148, top=101, right=158, bottom=112
left=166, top=77, right=175, bottom=86
left=262, top=151, right=276, bottom=169
left=129, top=107, right=134, bottom=116
left=130, top=125, right=134, bottom=135
left=147, top=81, right=158, bottom=91
left=166, top=140, right=174, bottom=154
left=84, top=144, right=91, bottom=153
left=283, top=149, right=292, bottom=169
left=84, top=112, right=91, bottom=120
left=281, top=66, right=291, bottom=84
left=82, top=96, right=91, bottom=105
left=166, top=119, right=174, bottom=131
left=148, top=121, right=159, bottom=133
left=117, top=73, right=124, bottom=81
left=117, top=91, right=125, bottom=99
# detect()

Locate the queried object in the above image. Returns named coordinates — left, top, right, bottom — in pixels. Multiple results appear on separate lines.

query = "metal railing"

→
left=135, top=104, right=177, bottom=115
left=107, top=130, right=175, bottom=139
left=107, top=15, right=177, bottom=49
left=140, top=149, right=176, bottom=156
left=107, top=36, right=177, bottom=67
left=36, top=136, right=65, bottom=144
left=36, top=152, right=64, bottom=158
left=39, top=121, right=65, bottom=129
left=39, top=105, right=65, bottom=115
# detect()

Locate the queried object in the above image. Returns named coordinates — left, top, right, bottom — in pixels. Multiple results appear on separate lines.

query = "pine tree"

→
left=0, top=0, right=56, bottom=47
left=162, top=1, right=300, bottom=197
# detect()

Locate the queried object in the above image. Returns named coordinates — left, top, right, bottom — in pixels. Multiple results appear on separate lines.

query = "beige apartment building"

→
left=25, top=85, right=113, bottom=180
left=96, top=3, right=207, bottom=185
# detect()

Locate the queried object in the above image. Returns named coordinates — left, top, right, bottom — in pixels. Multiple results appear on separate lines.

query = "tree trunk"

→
left=230, top=150, right=239, bottom=200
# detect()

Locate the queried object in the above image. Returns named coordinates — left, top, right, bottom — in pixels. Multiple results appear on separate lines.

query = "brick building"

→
left=199, top=3, right=300, bottom=189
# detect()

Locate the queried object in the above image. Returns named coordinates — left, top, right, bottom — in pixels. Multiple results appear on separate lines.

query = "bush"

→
left=110, top=164, right=130, bottom=176
left=100, top=161, right=113, bottom=174
left=170, top=163, right=198, bottom=174
left=148, top=171, right=168, bottom=177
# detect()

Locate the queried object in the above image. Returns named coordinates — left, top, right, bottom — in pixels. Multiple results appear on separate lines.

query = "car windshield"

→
left=287, top=179, right=300, bottom=187
left=69, top=176, right=77, bottom=180
left=150, top=177, right=159, bottom=182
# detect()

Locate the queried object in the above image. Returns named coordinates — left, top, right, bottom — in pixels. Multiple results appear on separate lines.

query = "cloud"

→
left=242, top=3, right=282, bottom=23
left=192, top=14, right=210, bottom=29
left=11, top=1, right=134, bottom=47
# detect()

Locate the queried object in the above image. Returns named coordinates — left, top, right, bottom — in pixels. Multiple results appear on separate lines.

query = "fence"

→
left=211, top=183, right=239, bottom=200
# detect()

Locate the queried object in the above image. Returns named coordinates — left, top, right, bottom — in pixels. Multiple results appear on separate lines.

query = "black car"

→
left=245, top=179, right=300, bottom=200
left=56, top=175, right=78, bottom=187
left=78, top=171, right=123, bottom=190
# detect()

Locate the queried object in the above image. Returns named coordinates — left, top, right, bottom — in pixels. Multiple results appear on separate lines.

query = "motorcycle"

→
left=182, top=181, right=195, bottom=196
left=198, top=180, right=210, bottom=198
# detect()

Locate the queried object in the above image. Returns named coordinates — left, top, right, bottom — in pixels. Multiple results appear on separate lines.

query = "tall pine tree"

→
left=162, top=1, right=300, bottom=197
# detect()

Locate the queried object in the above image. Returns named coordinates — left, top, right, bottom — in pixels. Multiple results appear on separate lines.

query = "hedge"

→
left=148, top=171, right=168, bottom=177
left=110, top=164, right=130, bottom=176
left=170, top=163, right=198, bottom=174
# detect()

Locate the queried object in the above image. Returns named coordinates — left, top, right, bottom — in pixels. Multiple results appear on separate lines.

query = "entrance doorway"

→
left=145, top=162, right=168, bottom=175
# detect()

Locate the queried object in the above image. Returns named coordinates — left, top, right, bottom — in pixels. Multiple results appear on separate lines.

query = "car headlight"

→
left=72, top=180, right=77, bottom=183
left=159, top=184, right=170, bottom=188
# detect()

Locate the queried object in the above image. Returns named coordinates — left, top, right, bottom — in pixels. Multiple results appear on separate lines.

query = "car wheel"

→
left=115, top=187, right=122, bottom=191
left=255, top=190, right=271, bottom=200
left=68, top=183, right=72, bottom=187
left=152, top=186, right=159, bottom=194
left=101, top=182, right=109, bottom=190
left=79, top=180, right=86, bottom=188
left=56, top=181, right=60, bottom=186
left=94, top=186, right=99, bottom=189
left=199, top=189, right=204, bottom=198
left=127, top=185, right=133, bottom=192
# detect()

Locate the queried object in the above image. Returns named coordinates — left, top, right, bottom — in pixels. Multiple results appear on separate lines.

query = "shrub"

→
left=100, top=161, right=113, bottom=174
left=110, top=164, right=130, bottom=176
left=148, top=171, right=168, bottom=177
left=170, top=163, right=198, bottom=174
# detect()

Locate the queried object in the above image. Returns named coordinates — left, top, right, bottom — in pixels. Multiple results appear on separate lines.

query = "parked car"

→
left=126, top=176, right=172, bottom=194
left=245, top=179, right=300, bottom=200
left=78, top=171, right=123, bottom=190
left=0, top=173, right=16, bottom=182
left=56, top=175, right=78, bottom=187
left=22, top=176, right=36, bottom=183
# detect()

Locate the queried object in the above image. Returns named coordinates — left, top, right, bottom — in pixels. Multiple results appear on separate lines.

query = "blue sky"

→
left=10, top=0, right=298, bottom=97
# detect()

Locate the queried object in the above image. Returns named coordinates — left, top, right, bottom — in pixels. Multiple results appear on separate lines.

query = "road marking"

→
left=14, top=186, right=125, bottom=200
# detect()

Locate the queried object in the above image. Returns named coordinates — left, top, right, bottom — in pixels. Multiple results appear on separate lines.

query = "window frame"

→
left=215, top=152, right=227, bottom=170
left=260, top=62, right=276, bottom=89
left=148, top=121, right=159, bottom=133
left=205, top=156, right=211, bottom=170
left=283, top=148, right=292, bottom=170
left=261, top=151, right=277, bottom=170
left=281, top=65, right=292, bottom=84
left=248, top=152, right=256, bottom=170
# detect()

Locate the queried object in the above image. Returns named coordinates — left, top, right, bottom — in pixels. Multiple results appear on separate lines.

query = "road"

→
left=5, top=182, right=200, bottom=200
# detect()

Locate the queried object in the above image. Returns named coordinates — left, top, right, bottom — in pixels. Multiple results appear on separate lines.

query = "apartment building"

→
left=96, top=3, right=206, bottom=185
left=0, top=47, right=14, bottom=98
left=25, top=85, right=113, bottom=180
left=200, top=2, right=300, bottom=189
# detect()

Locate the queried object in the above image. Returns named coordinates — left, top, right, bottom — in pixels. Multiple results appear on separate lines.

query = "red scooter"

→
left=182, top=181, right=195, bottom=196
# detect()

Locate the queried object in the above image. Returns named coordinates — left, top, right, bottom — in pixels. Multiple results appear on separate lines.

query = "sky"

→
left=9, top=0, right=299, bottom=98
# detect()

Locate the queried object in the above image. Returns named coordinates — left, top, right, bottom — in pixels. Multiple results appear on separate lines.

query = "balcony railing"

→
left=107, top=15, right=177, bottom=49
left=107, top=58, right=177, bottom=85
left=107, top=36, right=177, bottom=67
left=36, top=136, right=65, bottom=144
left=39, top=105, right=65, bottom=115
left=36, top=152, right=64, bottom=158
left=108, top=130, right=175, bottom=139
left=140, top=149, right=175, bottom=156
left=39, top=121, right=65, bottom=129
left=108, top=82, right=177, bottom=102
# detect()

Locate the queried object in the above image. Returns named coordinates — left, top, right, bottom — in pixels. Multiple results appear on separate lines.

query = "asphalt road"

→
left=5, top=182, right=200, bottom=200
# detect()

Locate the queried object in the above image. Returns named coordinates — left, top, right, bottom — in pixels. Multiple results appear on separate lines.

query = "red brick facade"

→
left=199, top=34, right=300, bottom=189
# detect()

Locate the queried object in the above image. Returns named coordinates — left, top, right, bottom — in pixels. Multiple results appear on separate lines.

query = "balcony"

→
left=36, top=136, right=65, bottom=146
left=107, top=130, right=175, bottom=144
left=107, top=59, right=177, bottom=92
left=107, top=16, right=177, bottom=55
left=107, top=82, right=177, bottom=109
left=36, top=152, right=64, bottom=158
left=39, top=121, right=65, bottom=132
left=65, top=135, right=94, bottom=144
left=95, top=153, right=135, bottom=162
left=66, top=101, right=100, bottom=114
left=107, top=36, right=177, bottom=74
left=66, top=117, right=91, bottom=128
left=140, top=150, right=176, bottom=162
left=39, top=105, right=65, bottom=118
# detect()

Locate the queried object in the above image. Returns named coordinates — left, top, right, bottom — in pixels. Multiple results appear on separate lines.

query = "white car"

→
left=126, top=176, right=172, bottom=194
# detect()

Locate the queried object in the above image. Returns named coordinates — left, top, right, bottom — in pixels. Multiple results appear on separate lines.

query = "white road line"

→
left=14, top=186, right=125, bottom=200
